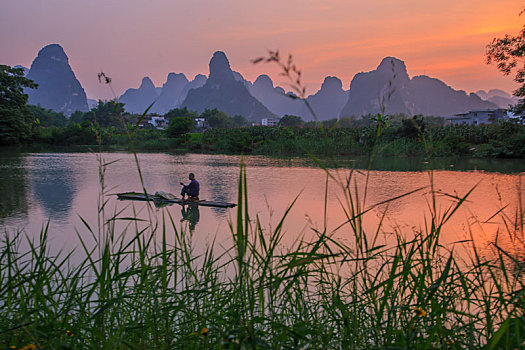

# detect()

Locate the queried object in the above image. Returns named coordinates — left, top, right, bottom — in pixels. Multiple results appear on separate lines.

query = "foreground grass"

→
left=0, top=152, right=524, bottom=349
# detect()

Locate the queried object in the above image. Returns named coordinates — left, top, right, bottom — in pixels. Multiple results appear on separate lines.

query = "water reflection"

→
left=180, top=203, right=200, bottom=231
left=150, top=199, right=201, bottom=231
left=0, top=151, right=29, bottom=219
left=0, top=152, right=523, bottom=269
left=29, top=154, right=77, bottom=220
left=205, top=171, right=236, bottom=217
left=239, top=155, right=525, bottom=174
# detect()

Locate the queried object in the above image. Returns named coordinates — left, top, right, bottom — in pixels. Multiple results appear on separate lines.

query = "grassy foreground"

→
left=0, top=150, right=524, bottom=349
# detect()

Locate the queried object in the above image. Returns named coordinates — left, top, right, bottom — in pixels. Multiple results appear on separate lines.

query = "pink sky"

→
left=1, top=0, right=523, bottom=100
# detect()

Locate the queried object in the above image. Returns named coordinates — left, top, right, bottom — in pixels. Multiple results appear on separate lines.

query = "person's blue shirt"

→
left=184, top=179, right=199, bottom=197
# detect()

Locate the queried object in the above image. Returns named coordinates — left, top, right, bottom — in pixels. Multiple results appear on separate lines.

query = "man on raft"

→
left=180, top=173, right=200, bottom=201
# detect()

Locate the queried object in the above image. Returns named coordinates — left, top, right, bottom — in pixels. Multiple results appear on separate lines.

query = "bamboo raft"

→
left=116, top=192, right=237, bottom=208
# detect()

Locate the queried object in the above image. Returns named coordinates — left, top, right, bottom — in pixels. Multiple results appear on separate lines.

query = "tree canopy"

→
left=202, top=108, right=234, bottom=129
left=232, top=114, right=250, bottom=127
left=70, top=100, right=125, bottom=128
left=279, top=115, right=304, bottom=127
left=167, top=117, right=194, bottom=138
left=0, top=65, right=38, bottom=145
left=486, top=18, right=525, bottom=112
left=164, top=107, right=198, bottom=120
left=28, top=104, right=68, bottom=127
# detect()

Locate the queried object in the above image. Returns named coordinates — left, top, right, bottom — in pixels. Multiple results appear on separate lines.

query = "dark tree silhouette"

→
left=486, top=12, right=525, bottom=112
left=0, top=65, right=38, bottom=145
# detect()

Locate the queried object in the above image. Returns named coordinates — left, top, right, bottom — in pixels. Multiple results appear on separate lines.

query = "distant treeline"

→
left=0, top=79, right=521, bottom=158
left=21, top=102, right=524, bottom=158
left=195, top=120, right=525, bottom=158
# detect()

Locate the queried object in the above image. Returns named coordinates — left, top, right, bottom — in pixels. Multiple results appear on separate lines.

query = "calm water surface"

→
left=0, top=152, right=524, bottom=264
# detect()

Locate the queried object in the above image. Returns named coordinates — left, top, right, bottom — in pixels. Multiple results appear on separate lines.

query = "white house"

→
left=261, top=118, right=279, bottom=126
left=447, top=109, right=508, bottom=125
left=194, top=118, right=207, bottom=128
left=148, top=116, right=169, bottom=129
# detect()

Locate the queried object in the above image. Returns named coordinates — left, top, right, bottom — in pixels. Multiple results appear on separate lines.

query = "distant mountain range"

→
left=474, top=89, right=519, bottom=109
left=339, top=57, right=496, bottom=118
left=23, top=44, right=89, bottom=115
left=119, top=77, right=159, bottom=114
left=181, top=51, right=275, bottom=121
left=16, top=43, right=515, bottom=120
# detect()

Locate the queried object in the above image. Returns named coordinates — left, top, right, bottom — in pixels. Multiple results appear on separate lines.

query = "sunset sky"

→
left=1, top=0, right=524, bottom=100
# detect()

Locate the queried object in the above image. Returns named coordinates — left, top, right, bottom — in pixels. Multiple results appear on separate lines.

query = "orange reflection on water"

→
left=306, top=169, right=525, bottom=265
left=1, top=153, right=523, bottom=269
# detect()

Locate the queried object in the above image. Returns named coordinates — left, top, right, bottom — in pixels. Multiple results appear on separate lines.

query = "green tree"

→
left=338, top=116, right=356, bottom=128
left=167, top=116, right=195, bottom=138
left=0, top=65, right=38, bottom=145
left=321, top=118, right=338, bottom=128
left=164, top=107, right=198, bottom=120
left=348, top=114, right=375, bottom=128
left=70, top=100, right=125, bottom=128
left=202, top=108, right=234, bottom=128
left=232, top=114, right=250, bottom=127
left=28, top=104, right=67, bottom=127
left=279, top=114, right=304, bottom=127
left=69, top=110, right=85, bottom=124
left=486, top=17, right=525, bottom=112
left=399, top=115, right=425, bottom=138
left=422, top=115, right=446, bottom=127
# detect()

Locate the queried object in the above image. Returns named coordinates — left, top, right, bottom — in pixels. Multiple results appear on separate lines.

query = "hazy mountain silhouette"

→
left=476, top=89, right=510, bottom=100
left=485, top=96, right=516, bottom=109
left=25, top=44, right=88, bottom=115
left=150, top=72, right=189, bottom=114
left=305, top=76, right=349, bottom=120
left=87, top=99, right=98, bottom=109
left=475, top=89, right=519, bottom=109
left=178, top=74, right=207, bottom=106
left=30, top=154, right=76, bottom=220
left=181, top=51, right=275, bottom=120
left=411, top=76, right=496, bottom=116
left=233, top=71, right=250, bottom=86
left=248, top=74, right=304, bottom=118
left=340, top=57, right=416, bottom=118
left=340, top=57, right=497, bottom=118
left=119, top=74, right=207, bottom=114
left=119, top=77, right=160, bottom=114
left=249, top=75, right=348, bottom=121
left=20, top=45, right=511, bottom=119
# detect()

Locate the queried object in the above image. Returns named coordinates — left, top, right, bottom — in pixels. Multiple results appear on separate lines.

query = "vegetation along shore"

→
left=3, top=100, right=525, bottom=158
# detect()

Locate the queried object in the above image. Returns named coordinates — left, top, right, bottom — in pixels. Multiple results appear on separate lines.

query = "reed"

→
left=1, top=151, right=523, bottom=348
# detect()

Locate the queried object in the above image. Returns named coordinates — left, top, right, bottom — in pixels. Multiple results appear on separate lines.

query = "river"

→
left=0, top=151, right=524, bottom=265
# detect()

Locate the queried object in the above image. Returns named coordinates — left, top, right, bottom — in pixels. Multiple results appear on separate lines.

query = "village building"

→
left=130, top=114, right=169, bottom=129
left=148, top=115, right=168, bottom=129
left=447, top=109, right=508, bottom=125
left=261, top=118, right=279, bottom=126
left=194, top=118, right=207, bottom=128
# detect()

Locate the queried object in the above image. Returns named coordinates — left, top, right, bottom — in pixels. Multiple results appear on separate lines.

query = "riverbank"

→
left=2, top=145, right=525, bottom=174
left=25, top=121, right=525, bottom=159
